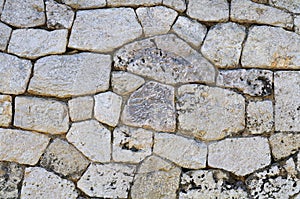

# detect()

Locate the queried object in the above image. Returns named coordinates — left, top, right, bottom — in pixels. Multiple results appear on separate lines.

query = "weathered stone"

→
left=231, top=0, right=293, bottom=28
left=107, top=0, right=161, bottom=6
left=172, top=16, right=207, bottom=47
left=0, top=95, right=12, bottom=127
left=270, top=0, right=300, bottom=13
left=14, top=97, right=69, bottom=134
left=208, top=137, right=271, bottom=176
left=187, top=0, right=229, bottom=22
left=163, top=0, right=186, bottom=12
left=201, top=22, right=246, bottom=68
left=0, top=0, right=45, bottom=27
left=114, top=34, right=215, bottom=85
left=40, top=139, right=89, bottom=179
left=69, top=8, right=142, bottom=52
left=177, top=84, right=245, bottom=141
left=0, top=22, right=12, bottom=51
left=46, top=0, right=74, bottom=29
left=0, top=162, right=24, bottom=199
left=112, top=125, right=153, bottom=163
left=247, top=100, right=273, bottom=134
left=274, top=71, right=300, bottom=131
left=68, top=96, right=94, bottom=122
left=136, top=6, right=178, bottom=37
left=242, top=26, right=300, bottom=69
left=0, top=0, right=4, bottom=16
left=21, top=167, right=78, bottom=199
left=154, top=133, right=207, bottom=169
left=8, top=29, right=68, bottom=59
left=77, top=163, right=136, bottom=198
left=180, top=170, right=249, bottom=199
left=0, top=128, right=50, bottom=165
left=297, top=153, right=300, bottom=172
left=111, top=71, right=145, bottom=95
left=66, top=120, right=111, bottom=162
left=0, top=53, right=32, bottom=95
left=295, top=15, right=300, bottom=35
left=94, top=91, right=122, bottom=127
left=131, top=156, right=181, bottom=199
left=28, top=53, right=111, bottom=98
left=122, top=81, right=176, bottom=132
left=269, top=133, right=300, bottom=160
left=61, top=0, right=106, bottom=8
left=217, top=69, right=273, bottom=96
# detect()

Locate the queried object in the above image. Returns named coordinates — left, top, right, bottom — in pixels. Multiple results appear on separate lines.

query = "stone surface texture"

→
left=111, top=71, right=145, bottom=95
left=61, top=0, right=106, bottom=9
left=0, top=22, right=12, bottom=51
left=46, top=0, right=74, bottom=29
left=270, top=0, right=300, bottom=13
left=0, top=95, right=12, bottom=127
left=107, top=0, right=161, bottom=6
left=68, top=96, right=94, bottom=122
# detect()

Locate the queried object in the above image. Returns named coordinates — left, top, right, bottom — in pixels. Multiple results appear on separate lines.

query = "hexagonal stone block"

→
left=68, top=96, right=94, bottom=122
left=0, top=95, right=12, bottom=127
left=111, top=71, right=145, bottom=95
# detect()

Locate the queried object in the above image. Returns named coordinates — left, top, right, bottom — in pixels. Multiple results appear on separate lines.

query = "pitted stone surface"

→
left=177, top=84, right=245, bottom=141
left=14, top=97, right=69, bottom=134
left=270, top=0, right=300, bottom=13
left=154, top=133, right=207, bottom=169
left=61, top=0, right=106, bottom=9
left=69, top=8, right=142, bottom=52
left=66, top=120, right=111, bottom=162
left=77, top=163, right=136, bottom=198
left=0, top=22, right=12, bottom=51
left=112, top=125, right=153, bottom=163
left=28, top=53, right=111, bottom=98
left=0, top=95, right=12, bottom=127
left=122, top=81, right=176, bottom=132
left=201, top=22, right=246, bottom=68
left=107, top=0, right=161, bottom=6
left=68, top=96, right=94, bottom=122
left=21, top=167, right=78, bottom=199
left=46, top=0, right=74, bottom=29
left=114, top=34, right=215, bottom=85
left=163, top=0, right=186, bottom=12
left=111, top=71, right=145, bottom=95
left=208, top=137, right=271, bottom=176
left=0, top=128, right=50, bottom=165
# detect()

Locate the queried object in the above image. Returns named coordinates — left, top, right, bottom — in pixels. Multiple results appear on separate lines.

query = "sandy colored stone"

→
left=242, top=26, right=300, bottom=69
left=94, top=91, right=122, bottom=127
left=208, top=137, right=271, bottom=176
left=0, top=53, right=32, bottom=95
left=295, top=15, right=300, bottom=35
left=111, top=71, right=145, bottom=95
left=136, top=6, right=178, bottom=37
left=270, top=0, right=300, bottom=13
left=21, top=167, right=78, bottom=199
left=0, top=22, right=12, bottom=51
left=28, top=53, right=111, bottom=98
left=177, top=84, right=245, bottom=141
left=154, top=133, right=207, bottom=169
left=77, top=163, right=136, bottom=198
left=217, top=69, right=273, bottom=96
left=112, top=125, right=153, bottom=163
left=0, top=95, right=12, bottom=127
left=163, top=0, right=186, bottom=12
left=46, top=0, right=74, bottom=29
left=131, top=156, right=181, bottom=199
left=122, top=81, right=176, bottom=132
left=14, top=97, right=69, bottom=134
left=68, top=96, right=94, bottom=122
left=1, top=0, right=45, bottom=27
left=8, top=29, right=68, bottom=59
left=0, top=128, right=50, bottom=165
left=66, top=120, right=111, bottom=162
left=61, top=0, right=106, bottom=8
left=172, top=16, right=207, bottom=47
left=274, top=71, right=300, bottom=131
left=114, top=34, right=215, bottom=85
left=69, top=8, right=142, bottom=52
left=107, top=0, right=161, bottom=6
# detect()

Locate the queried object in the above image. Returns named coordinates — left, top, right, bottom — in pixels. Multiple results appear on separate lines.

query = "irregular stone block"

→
left=163, top=0, right=186, bottom=12
left=107, top=0, right=161, bottom=6
left=0, top=95, right=12, bottom=127
left=111, top=71, right=145, bottom=95
left=68, top=96, right=94, bottom=122
left=0, top=22, right=12, bottom=51
left=295, top=15, right=300, bottom=35
left=270, top=0, right=300, bottom=13
left=61, top=0, right=106, bottom=8
left=46, top=0, right=74, bottom=29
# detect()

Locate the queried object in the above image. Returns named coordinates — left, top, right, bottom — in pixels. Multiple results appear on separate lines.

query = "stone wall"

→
left=0, top=0, right=299, bottom=198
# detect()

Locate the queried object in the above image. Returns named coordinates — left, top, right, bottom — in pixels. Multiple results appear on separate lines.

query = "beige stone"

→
left=0, top=22, right=12, bottom=51
left=163, top=0, right=186, bottom=12
left=107, top=0, right=161, bottom=6
left=46, top=0, right=74, bottom=29
left=61, top=0, right=106, bottom=8
left=68, top=96, right=94, bottom=122
left=0, top=95, right=12, bottom=127
left=111, top=71, right=145, bottom=95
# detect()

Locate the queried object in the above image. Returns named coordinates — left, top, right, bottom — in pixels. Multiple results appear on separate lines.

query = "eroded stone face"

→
left=0, top=95, right=12, bottom=127
left=46, top=0, right=74, bottom=29
left=0, top=22, right=12, bottom=51
left=111, top=71, right=145, bottom=95
left=68, top=96, right=94, bottom=122
left=61, top=0, right=106, bottom=9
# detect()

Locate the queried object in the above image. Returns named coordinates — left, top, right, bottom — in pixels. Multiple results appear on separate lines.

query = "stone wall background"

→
left=0, top=0, right=299, bottom=198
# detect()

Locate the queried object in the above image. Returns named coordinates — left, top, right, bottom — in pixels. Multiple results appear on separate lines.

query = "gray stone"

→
left=69, top=8, right=142, bottom=52
left=111, top=71, right=145, bottom=95
left=231, top=0, right=293, bottom=28
left=21, top=167, right=78, bottom=199
left=216, top=69, right=273, bottom=96
left=122, top=81, right=176, bottom=132
left=61, top=0, right=106, bottom=9
left=172, top=16, right=207, bottom=47
left=1, top=0, right=45, bottom=27
left=77, top=163, right=136, bottom=198
left=28, top=53, right=111, bottom=98
left=66, top=120, right=111, bottom=162
left=8, top=29, right=68, bottom=59
left=0, top=0, right=4, bottom=16
left=177, top=84, right=245, bottom=141
left=14, top=97, right=69, bottom=134
left=136, top=6, right=178, bottom=37
left=0, top=128, right=50, bottom=165
left=112, top=125, right=153, bottom=163
left=0, top=95, right=12, bottom=127
left=208, top=137, right=271, bottom=176
left=270, top=0, right=300, bottom=13
left=274, top=71, right=300, bottom=131
left=0, top=53, right=32, bottom=95
left=242, top=26, right=300, bottom=69
left=131, top=156, right=181, bottom=199
left=154, top=133, right=207, bottom=169
left=187, top=0, right=229, bottom=22
left=295, top=15, right=300, bottom=35
left=114, top=34, right=215, bottom=85
left=94, top=91, right=122, bottom=127
left=163, top=0, right=186, bottom=12
left=68, top=96, right=94, bottom=122
left=0, top=22, right=12, bottom=51
left=107, top=0, right=161, bottom=6
left=46, top=0, right=74, bottom=29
